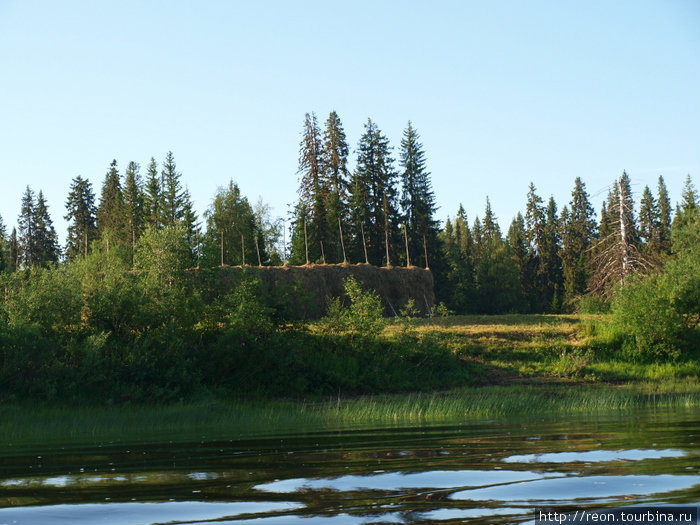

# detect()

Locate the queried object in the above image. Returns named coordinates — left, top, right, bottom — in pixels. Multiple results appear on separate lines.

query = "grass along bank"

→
left=1, top=382, right=699, bottom=447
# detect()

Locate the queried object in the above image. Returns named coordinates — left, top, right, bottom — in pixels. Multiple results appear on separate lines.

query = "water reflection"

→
left=502, top=448, right=687, bottom=463
left=0, top=407, right=698, bottom=524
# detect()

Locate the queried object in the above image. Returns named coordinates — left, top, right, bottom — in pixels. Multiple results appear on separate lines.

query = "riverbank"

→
left=2, top=381, right=699, bottom=447
left=3, top=314, right=699, bottom=446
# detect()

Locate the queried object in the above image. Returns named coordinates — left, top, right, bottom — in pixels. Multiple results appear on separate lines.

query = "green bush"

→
left=320, top=277, right=386, bottom=336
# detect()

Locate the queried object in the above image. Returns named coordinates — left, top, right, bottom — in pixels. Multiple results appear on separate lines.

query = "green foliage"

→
left=608, top=213, right=699, bottom=361
left=577, top=295, right=610, bottom=314
left=321, top=276, right=386, bottom=336
left=548, top=347, right=594, bottom=378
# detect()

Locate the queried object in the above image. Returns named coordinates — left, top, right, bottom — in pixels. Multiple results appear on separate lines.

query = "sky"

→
left=1, top=0, right=699, bottom=244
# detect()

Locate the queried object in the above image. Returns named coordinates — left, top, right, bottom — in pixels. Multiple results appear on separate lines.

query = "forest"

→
left=0, top=111, right=698, bottom=402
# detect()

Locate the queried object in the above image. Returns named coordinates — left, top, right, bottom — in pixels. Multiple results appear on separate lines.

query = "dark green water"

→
left=0, top=407, right=698, bottom=524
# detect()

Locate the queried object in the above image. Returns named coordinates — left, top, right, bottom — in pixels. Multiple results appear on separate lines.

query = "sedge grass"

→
left=2, top=382, right=698, bottom=448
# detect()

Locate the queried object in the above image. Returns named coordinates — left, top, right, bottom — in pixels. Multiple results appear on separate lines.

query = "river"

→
left=1, top=406, right=698, bottom=524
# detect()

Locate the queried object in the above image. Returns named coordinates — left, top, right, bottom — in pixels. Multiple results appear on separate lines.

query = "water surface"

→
left=1, top=407, right=698, bottom=524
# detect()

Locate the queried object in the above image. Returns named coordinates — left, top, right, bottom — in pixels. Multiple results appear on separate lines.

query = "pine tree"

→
left=161, top=151, right=185, bottom=227
left=33, top=191, right=60, bottom=265
left=65, top=175, right=98, bottom=260
left=97, top=160, right=127, bottom=248
left=144, top=157, right=162, bottom=229
left=350, top=119, right=399, bottom=265
left=399, top=122, right=439, bottom=267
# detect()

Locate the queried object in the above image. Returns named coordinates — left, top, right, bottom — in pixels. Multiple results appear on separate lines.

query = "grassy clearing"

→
left=381, top=314, right=699, bottom=383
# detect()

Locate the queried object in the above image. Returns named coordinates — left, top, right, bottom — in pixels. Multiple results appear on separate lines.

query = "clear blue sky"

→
left=1, top=0, right=698, bottom=243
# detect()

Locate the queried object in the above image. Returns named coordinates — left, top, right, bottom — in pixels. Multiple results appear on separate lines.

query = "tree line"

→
left=0, top=111, right=697, bottom=315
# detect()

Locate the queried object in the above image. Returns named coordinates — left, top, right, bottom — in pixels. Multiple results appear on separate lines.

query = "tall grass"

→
left=2, top=383, right=698, bottom=447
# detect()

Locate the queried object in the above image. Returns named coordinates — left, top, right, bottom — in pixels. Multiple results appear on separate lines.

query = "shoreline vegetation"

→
left=2, top=311, right=699, bottom=446
left=2, top=382, right=699, bottom=447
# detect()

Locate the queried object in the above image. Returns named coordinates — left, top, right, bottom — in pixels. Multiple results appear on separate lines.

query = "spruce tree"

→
left=322, top=111, right=350, bottom=262
left=506, top=212, right=529, bottom=312
left=350, top=119, right=399, bottom=265
left=561, top=177, right=596, bottom=304
left=439, top=205, right=475, bottom=312
left=97, top=160, right=127, bottom=248
left=9, top=228, right=18, bottom=271
left=161, top=151, right=185, bottom=227
left=399, top=122, right=439, bottom=267
left=65, top=175, right=98, bottom=260
left=33, top=190, right=60, bottom=265
left=656, top=175, right=672, bottom=254
left=123, top=161, right=145, bottom=259
left=144, top=157, right=162, bottom=229
left=474, top=198, right=519, bottom=313
left=202, top=180, right=258, bottom=267
left=293, top=113, right=326, bottom=263
left=181, top=188, right=201, bottom=265
left=523, top=183, right=545, bottom=311
left=0, top=214, right=8, bottom=272
left=541, top=197, right=564, bottom=312
left=17, top=186, right=37, bottom=268
left=589, top=171, right=646, bottom=296
left=638, top=185, right=661, bottom=255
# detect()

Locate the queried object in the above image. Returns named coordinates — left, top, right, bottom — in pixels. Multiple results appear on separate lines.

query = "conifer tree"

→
left=523, top=183, right=545, bottom=311
left=541, top=197, right=564, bottom=312
left=65, top=176, right=98, bottom=260
left=293, top=113, right=327, bottom=263
left=350, top=119, right=399, bottom=265
left=473, top=198, right=519, bottom=313
left=0, top=214, right=8, bottom=272
left=399, top=122, right=439, bottom=268
left=439, top=205, right=475, bottom=312
left=9, top=228, right=18, bottom=271
left=506, top=212, right=529, bottom=311
left=656, top=175, right=672, bottom=254
left=202, top=180, right=258, bottom=266
left=561, top=177, right=596, bottom=305
left=17, top=186, right=37, bottom=268
left=33, top=190, right=60, bottom=265
left=322, top=111, right=350, bottom=262
left=638, top=185, right=661, bottom=255
left=97, top=160, right=127, bottom=248
left=181, top=188, right=201, bottom=265
left=144, top=157, right=162, bottom=229
left=161, top=151, right=185, bottom=227
left=589, top=171, right=647, bottom=296
left=123, top=161, right=145, bottom=259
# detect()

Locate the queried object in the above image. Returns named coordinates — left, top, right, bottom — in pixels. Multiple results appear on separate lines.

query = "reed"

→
left=2, top=383, right=698, bottom=447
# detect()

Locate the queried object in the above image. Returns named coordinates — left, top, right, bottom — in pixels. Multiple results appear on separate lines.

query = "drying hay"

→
left=191, top=263, right=435, bottom=319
